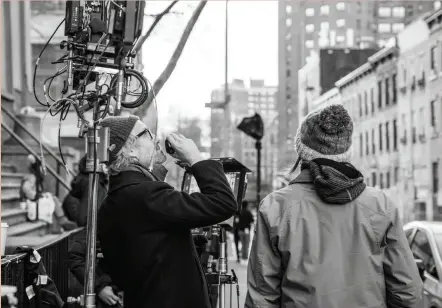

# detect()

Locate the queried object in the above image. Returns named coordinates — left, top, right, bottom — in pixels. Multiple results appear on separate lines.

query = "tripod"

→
left=67, top=91, right=110, bottom=308
left=205, top=225, right=240, bottom=308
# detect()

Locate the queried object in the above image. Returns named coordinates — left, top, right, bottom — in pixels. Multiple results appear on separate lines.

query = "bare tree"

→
left=134, top=0, right=207, bottom=118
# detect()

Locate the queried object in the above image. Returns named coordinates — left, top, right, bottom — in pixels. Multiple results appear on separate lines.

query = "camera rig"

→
left=34, top=1, right=154, bottom=308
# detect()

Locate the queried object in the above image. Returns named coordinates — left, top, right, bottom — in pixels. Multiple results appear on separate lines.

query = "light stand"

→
left=237, top=113, right=264, bottom=204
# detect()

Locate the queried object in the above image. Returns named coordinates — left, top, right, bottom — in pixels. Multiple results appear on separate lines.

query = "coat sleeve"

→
left=67, top=237, right=113, bottom=292
left=141, top=160, right=238, bottom=229
left=245, top=198, right=281, bottom=308
left=383, top=200, right=423, bottom=308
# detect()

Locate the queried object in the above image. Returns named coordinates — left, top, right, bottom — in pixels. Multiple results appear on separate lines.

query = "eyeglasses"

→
left=136, top=128, right=153, bottom=140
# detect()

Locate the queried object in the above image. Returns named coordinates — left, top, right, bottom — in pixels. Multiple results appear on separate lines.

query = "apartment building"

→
left=278, top=0, right=438, bottom=173
left=333, top=47, right=400, bottom=217
left=298, top=48, right=378, bottom=124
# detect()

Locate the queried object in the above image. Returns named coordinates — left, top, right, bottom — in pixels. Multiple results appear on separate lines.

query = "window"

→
left=306, top=24, right=315, bottom=33
left=336, top=19, right=346, bottom=27
left=286, top=69, right=291, bottom=77
left=378, top=23, right=391, bottom=33
left=393, top=6, right=405, bottom=17
left=287, top=44, right=292, bottom=52
left=431, top=100, right=436, bottom=127
left=320, top=22, right=330, bottom=30
left=356, top=19, right=361, bottom=30
left=392, top=74, right=397, bottom=104
left=379, top=7, right=392, bottom=17
left=336, top=36, right=345, bottom=43
left=386, top=121, right=390, bottom=152
left=379, top=124, right=383, bottom=151
left=386, top=171, right=390, bottom=188
left=385, top=77, right=390, bottom=106
left=435, top=1, right=441, bottom=10
left=286, top=18, right=292, bottom=27
left=360, top=133, right=363, bottom=157
left=286, top=5, right=292, bottom=14
left=305, top=8, right=314, bottom=16
left=431, top=46, right=437, bottom=70
left=372, top=129, right=376, bottom=154
left=305, top=40, right=314, bottom=48
left=403, top=114, right=408, bottom=145
left=359, top=94, right=363, bottom=117
left=371, top=88, right=375, bottom=113
left=336, top=2, right=346, bottom=11
left=393, top=119, right=398, bottom=151
left=364, top=91, right=368, bottom=115
left=366, top=131, right=369, bottom=155
left=372, top=172, right=377, bottom=187
left=318, top=38, right=329, bottom=48
left=433, top=162, right=439, bottom=193
left=380, top=173, right=384, bottom=189
left=411, top=230, right=439, bottom=279
left=320, top=5, right=330, bottom=15
left=394, top=166, right=399, bottom=184
left=378, top=81, right=382, bottom=108
left=392, top=23, right=405, bottom=33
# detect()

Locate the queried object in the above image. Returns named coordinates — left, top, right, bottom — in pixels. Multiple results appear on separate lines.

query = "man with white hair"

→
left=97, top=115, right=238, bottom=308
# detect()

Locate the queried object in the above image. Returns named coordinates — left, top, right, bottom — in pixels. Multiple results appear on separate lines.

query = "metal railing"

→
left=1, top=104, right=75, bottom=196
left=1, top=228, right=83, bottom=308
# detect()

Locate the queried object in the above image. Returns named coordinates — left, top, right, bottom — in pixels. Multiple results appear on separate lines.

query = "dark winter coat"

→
left=70, top=156, right=108, bottom=226
left=97, top=160, right=238, bottom=308
left=67, top=230, right=115, bottom=296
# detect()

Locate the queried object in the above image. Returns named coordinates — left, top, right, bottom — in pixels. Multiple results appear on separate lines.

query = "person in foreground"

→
left=246, top=105, right=423, bottom=308
left=97, top=115, right=238, bottom=308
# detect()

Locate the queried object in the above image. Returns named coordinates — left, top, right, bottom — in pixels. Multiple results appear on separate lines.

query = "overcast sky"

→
left=141, top=1, right=278, bottom=132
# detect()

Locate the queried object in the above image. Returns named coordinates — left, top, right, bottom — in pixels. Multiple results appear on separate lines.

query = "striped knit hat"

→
left=295, top=104, right=353, bottom=162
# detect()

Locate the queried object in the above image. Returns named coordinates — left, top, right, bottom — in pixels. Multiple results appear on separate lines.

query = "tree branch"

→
left=134, top=1, right=179, bottom=53
left=134, top=0, right=207, bottom=117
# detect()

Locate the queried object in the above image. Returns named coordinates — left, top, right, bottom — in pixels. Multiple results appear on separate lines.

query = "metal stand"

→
left=205, top=225, right=239, bottom=308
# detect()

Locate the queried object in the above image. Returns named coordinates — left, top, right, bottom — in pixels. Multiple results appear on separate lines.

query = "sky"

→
left=141, top=1, right=278, bottom=132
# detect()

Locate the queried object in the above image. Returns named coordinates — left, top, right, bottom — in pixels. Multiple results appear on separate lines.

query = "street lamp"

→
left=237, top=113, right=264, bottom=204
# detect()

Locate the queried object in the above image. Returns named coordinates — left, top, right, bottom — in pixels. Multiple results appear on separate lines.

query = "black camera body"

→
left=63, top=1, right=145, bottom=91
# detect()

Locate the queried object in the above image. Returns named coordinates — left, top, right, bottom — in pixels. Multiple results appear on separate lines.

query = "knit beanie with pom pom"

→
left=295, top=104, right=353, bottom=162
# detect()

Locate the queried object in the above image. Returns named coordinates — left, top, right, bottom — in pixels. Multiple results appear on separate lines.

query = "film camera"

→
left=60, top=0, right=148, bottom=114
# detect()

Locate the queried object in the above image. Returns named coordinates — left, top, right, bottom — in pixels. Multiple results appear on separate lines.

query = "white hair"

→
left=108, top=134, right=139, bottom=175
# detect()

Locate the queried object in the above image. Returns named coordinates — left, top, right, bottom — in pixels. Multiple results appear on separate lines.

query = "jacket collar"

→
left=289, top=169, right=313, bottom=185
left=108, top=171, right=155, bottom=194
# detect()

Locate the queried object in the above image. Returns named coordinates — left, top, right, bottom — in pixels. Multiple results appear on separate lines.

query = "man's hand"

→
left=166, top=133, right=203, bottom=166
left=98, top=286, right=120, bottom=306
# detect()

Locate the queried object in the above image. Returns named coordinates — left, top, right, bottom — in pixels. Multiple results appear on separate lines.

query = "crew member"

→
left=97, top=115, right=238, bottom=308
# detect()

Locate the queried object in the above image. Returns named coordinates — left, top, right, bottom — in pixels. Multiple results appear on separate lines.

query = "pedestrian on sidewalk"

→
left=97, top=116, right=238, bottom=308
left=237, top=200, right=254, bottom=265
left=246, top=105, right=423, bottom=308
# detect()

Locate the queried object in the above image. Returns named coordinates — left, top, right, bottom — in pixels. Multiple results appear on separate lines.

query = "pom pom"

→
left=318, top=105, right=352, bottom=134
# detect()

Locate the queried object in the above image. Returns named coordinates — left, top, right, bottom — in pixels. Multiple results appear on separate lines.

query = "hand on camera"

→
left=98, top=286, right=120, bottom=306
left=166, top=133, right=203, bottom=166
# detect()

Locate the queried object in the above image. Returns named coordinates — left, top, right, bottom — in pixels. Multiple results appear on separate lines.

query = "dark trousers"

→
left=233, top=231, right=240, bottom=261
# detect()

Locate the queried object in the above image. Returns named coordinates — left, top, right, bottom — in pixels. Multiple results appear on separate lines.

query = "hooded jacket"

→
left=246, top=159, right=423, bottom=308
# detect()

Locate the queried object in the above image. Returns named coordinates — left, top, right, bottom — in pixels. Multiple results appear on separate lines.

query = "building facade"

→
left=278, top=0, right=439, bottom=174
left=427, top=10, right=442, bottom=221
left=2, top=0, right=33, bottom=138
left=209, top=79, right=278, bottom=202
left=298, top=48, right=378, bottom=123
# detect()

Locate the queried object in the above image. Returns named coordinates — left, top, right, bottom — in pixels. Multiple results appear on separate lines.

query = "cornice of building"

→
left=334, top=62, right=372, bottom=89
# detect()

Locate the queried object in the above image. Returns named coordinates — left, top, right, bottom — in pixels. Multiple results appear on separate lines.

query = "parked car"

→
left=404, top=221, right=442, bottom=308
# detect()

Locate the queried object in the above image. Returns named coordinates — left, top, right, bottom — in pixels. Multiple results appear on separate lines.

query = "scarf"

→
left=297, top=158, right=366, bottom=204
